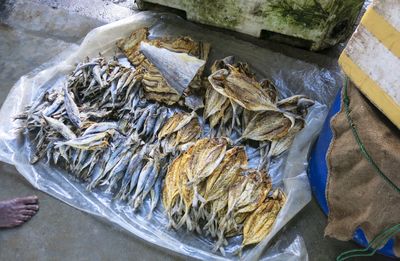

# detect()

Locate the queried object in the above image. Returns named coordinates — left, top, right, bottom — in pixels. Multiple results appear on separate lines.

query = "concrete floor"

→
left=0, top=1, right=392, bottom=260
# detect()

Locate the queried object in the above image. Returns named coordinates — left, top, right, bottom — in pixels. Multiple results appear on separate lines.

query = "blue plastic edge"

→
left=308, top=89, right=396, bottom=258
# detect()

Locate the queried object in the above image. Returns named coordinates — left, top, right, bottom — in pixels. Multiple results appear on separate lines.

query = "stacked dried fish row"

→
left=158, top=111, right=201, bottom=155
left=162, top=138, right=286, bottom=255
left=204, top=57, right=315, bottom=166
left=15, top=55, right=180, bottom=217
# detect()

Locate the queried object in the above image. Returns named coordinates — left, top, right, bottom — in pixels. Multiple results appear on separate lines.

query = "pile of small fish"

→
left=162, top=137, right=286, bottom=255
left=14, top=55, right=181, bottom=218
left=14, top=27, right=316, bottom=256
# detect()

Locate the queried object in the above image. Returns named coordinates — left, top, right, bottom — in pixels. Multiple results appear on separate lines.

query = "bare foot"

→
left=0, top=196, right=39, bottom=228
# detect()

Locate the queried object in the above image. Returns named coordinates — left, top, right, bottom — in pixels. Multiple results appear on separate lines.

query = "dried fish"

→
left=208, top=66, right=277, bottom=112
left=158, top=112, right=196, bottom=139
left=277, top=95, right=315, bottom=117
left=16, top=32, right=312, bottom=254
left=42, top=115, right=76, bottom=140
left=118, top=29, right=210, bottom=106
left=63, top=85, right=82, bottom=128
left=269, top=119, right=305, bottom=157
left=241, top=111, right=293, bottom=142
left=242, top=189, right=286, bottom=247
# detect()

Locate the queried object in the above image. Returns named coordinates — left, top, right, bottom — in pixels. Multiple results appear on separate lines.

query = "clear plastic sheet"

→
left=0, top=12, right=342, bottom=260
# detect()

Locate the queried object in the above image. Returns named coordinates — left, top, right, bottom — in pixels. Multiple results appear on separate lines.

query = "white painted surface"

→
left=375, top=0, right=400, bottom=30
left=346, top=25, right=400, bottom=105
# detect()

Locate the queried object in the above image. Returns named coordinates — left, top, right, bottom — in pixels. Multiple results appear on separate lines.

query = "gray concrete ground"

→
left=0, top=1, right=392, bottom=260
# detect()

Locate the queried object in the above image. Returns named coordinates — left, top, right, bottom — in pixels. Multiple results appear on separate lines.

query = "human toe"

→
left=17, top=196, right=39, bottom=205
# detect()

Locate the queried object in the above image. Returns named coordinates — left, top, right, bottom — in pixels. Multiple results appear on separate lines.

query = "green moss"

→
left=190, top=0, right=243, bottom=29
left=265, top=0, right=330, bottom=29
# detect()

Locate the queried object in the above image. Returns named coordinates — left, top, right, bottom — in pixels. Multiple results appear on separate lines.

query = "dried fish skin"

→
left=118, top=28, right=211, bottom=107
left=260, top=79, right=278, bottom=104
left=187, top=137, right=228, bottom=187
left=208, top=66, right=278, bottom=112
left=140, top=37, right=210, bottom=104
left=144, top=91, right=181, bottom=106
left=241, top=111, right=293, bottom=141
left=116, top=27, right=149, bottom=66
left=242, top=189, right=286, bottom=247
left=203, top=146, right=248, bottom=203
left=208, top=98, right=231, bottom=129
left=142, top=64, right=182, bottom=105
left=269, top=119, right=305, bottom=157
left=140, top=42, right=206, bottom=97
left=203, top=84, right=228, bottom=120
left=163, top=151, right=189, bottom=212
left=142, top=67, right=180, bottom=95
left=228, top=169, right=272, bottom=216
left=173, top=117, right=201, bottom=146
left=146, top=36, right=210, bottom=63
left=158, top=112, right=196, bottom=139
left=146, top=37, right=196, bottom=55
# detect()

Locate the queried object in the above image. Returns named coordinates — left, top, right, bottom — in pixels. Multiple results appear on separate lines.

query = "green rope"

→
left=343, top=78, right=400, bottom=194
left=337, top=224, right=400, bottom=261
left=335, top=78, right=400, bottom=260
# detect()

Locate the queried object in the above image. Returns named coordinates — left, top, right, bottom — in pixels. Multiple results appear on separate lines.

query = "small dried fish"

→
left=277, top=95, right=315, bottom=117
left=242, top=189, right=286, bottom=247
left=42, top=115, right=76, bottom=140
left=158, top=112, right=196, bottom=139
left=241, top=111, right=293, bottom=142
left=269, top=119, right=305, bottom=157
left=63, top=85, right=82, bottom=128
left=208, top=66, right=277, bottom=112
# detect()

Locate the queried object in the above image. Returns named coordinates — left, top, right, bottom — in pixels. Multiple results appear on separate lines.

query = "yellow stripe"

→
left=361, top=7, right=400, bottom=58
left=339, top=53, right=400, bottom=129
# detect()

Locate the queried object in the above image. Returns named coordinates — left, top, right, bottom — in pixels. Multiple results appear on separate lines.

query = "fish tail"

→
left=146, top=208, right=154, bottom=220
left=203, top=212, right=215, bottom=231
left=86, top=181, right=96, bottom=191
left=167, top=213, right=177, bottom=229
left=176, top=212, right=187, bottom=229
left=176, top=207, right=192, bottom=231
left=133, top=196, right=143, bottom=210
left=212, top=231, right=226, bottom=254
left=193, top=202, right=203, bottom=223
left=114, top=185, right=126, bottom=200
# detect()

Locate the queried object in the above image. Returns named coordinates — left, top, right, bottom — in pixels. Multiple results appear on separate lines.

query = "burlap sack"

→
left=325, top=81, right=400, bottom=257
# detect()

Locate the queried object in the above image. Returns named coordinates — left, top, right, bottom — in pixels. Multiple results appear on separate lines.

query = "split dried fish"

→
left=208, top=65, right=277, bottom=112
left=242, top=189, right=286, bottom=247
left=162, top=138, right=286, bottom=255
left=269, top=119, right=305, bottom=157
left=241, top=111, right=293, bottom=142
left=158, top=112, right=201, bottom=154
